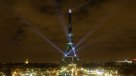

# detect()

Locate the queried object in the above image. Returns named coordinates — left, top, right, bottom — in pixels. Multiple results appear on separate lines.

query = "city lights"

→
left=9, top=64, right=120, bottom=76
left=0, top=72, right=6, bottom=76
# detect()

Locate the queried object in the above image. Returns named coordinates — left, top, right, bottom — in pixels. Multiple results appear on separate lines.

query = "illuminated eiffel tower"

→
left=61, top=9, right=80, bottom=65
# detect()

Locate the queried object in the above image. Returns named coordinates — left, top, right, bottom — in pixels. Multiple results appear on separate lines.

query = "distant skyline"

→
left=0, top=0, right=136, bottom=63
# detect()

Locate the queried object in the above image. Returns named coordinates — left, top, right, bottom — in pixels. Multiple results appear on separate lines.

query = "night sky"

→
left=0, top=0, right=136, bottom=63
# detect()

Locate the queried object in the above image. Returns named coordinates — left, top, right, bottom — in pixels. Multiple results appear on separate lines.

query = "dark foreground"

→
left=0, top=61, right=136, bottom=76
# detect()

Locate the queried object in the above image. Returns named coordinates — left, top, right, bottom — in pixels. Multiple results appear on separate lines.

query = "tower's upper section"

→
left=68, top=9, right=73, bottom=43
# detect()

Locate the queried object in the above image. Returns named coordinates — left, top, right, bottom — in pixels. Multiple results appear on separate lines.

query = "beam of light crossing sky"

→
left=31, top=27, right=65, bottom=55
left=77, top=35, right=108, bottom=53
left=75, top=15, right=109, bottom=48
left=55, top=0, right=68, bottom=40
left=21, top=18, right=65, bottom=55
left=56, top=12, right=69, bottom=40
left=75, top=2, right=128, bottom=51
left=72, top=1, right=89, bottom=12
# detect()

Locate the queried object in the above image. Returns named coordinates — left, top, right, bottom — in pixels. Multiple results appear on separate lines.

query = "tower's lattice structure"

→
left=61, top=9, right=79, bottom=65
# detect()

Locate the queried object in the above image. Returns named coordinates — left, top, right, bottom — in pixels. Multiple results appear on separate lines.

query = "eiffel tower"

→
left=61, top=9, right=80, bottom=65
